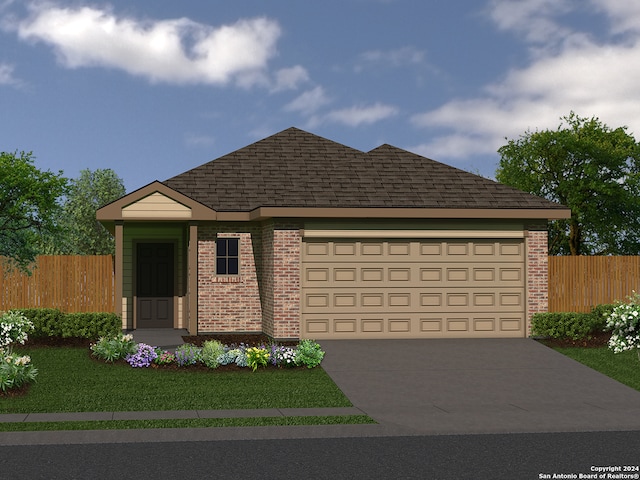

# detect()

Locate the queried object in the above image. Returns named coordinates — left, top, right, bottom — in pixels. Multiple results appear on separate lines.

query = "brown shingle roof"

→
left=163, top=127, right=567, bottom=212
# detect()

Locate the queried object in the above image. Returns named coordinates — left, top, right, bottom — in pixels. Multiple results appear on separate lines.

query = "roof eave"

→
left=243, top=207, right=572, bottom=221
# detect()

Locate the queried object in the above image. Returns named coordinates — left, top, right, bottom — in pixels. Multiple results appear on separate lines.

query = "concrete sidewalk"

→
left=129, top=328, right=189, bottom=350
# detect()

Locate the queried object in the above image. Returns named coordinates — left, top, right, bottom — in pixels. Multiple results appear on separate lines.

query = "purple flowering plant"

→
left=270, top=345, right=297, bottom=367
left=125, top=343, right=158, bottom=368
left=175, top=343, right=202, bottom=367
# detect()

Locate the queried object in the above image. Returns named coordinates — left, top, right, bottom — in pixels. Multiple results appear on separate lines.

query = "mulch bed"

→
left=535, top=331, right=611, bottom=348
left=0, top=384, right=31, bottom=398
left=182, top=333, right=298, bottom=347
left=93, top=358, right=291, bottom=373
left=81, top=332, right=302, bottom=372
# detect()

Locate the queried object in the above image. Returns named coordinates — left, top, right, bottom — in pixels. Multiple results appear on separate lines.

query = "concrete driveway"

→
left=320, top=338, right=640, bottom=435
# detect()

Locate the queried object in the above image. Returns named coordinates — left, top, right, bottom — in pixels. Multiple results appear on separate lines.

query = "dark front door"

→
left=136, top=243, right=174, bottom=328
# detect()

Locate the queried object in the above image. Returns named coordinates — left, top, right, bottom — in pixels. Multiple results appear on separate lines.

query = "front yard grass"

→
left=551, top=346, right=640, bottom=391
left=0, top=416, right=375, bottom=432
left=0, top=346, right=373, bottom=431
left=0, top=347, right=352, bottom=414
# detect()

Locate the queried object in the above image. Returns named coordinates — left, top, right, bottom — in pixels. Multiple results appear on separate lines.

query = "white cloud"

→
left=411, top=2, right=640, bottom=162
left=16, top=5, right=281, bottom=87
left=591, top=0, right=640, bottom=35
left=271, top=65, right=309, bottom=92
left=356, top=46, right=426, bottom=71
left=0, top=62, right=19, bottom=86
left=185, top=133, right=215, bottom=148
left=284, top=86, right=331, bottom=115
left=312, top=102, right=399, bottom=127
left=488, top=0, right=574, bottom=44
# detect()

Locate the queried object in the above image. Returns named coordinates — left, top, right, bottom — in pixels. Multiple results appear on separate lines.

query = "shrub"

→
left=0, top=353, right=38, bottom=393
left=62, top=312, right=121, bottom=339
left=295, top=339, right=325, bottom=368
left=246, top=346, right=270, bottom=371
left=201, top=340, right=225, bottom=369
left=590, top=304, right=617, bottom=325
left=531, top=311, right=604, bottom=340
left=175, top=344, right=202, bottom=367
left=16, top=309, right=120, bottom=339
left=13, top=308, right=62, bottom=338
left=90, top=333, right=137, bottom=362
left=126, top=343, right=158, bottom=368
left=606, top=293, right=640, bottom=355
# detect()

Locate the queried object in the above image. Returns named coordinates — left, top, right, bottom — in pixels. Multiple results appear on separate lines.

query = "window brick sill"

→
left=213, top=276, right=243, bottom=283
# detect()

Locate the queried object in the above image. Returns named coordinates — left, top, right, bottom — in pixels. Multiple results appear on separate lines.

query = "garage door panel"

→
left=301, top=313, right=525, bottom=339
left=421, top=240, right=523, bottom=262
left=334, top=268, right=356, bottom=282
left=303, top=263, right=524, bottom=288
left=303, top=287, right=524, bottom=312
left=306, top=239, right=523, bottom=262
left=306, top=240, right=423, bottom=260
left=301, top=238, right=525, bottom=339
left=420, top=264, right=525, bottom=287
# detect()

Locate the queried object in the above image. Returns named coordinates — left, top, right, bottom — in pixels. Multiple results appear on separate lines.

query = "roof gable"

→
left=97, top=181, right=216, bottom=222
left=122, top=192, right=192, bottom=219
left=163, top=127, right=568, bottom=217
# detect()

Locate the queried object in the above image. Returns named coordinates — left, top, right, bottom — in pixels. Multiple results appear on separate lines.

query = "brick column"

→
left=271, top=227, right=301, bottom=339
left=526, top=228, right=549, bottom=335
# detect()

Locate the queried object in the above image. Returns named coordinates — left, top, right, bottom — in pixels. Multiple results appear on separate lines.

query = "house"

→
left=97, top=127, right=570, bottom=340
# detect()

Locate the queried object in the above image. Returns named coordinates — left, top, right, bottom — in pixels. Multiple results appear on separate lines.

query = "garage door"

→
left=301, top=238, right=525, bottom=339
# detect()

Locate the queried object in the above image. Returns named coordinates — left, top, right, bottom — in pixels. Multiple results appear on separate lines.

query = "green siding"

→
left=122, top=223, right=187, bottom=328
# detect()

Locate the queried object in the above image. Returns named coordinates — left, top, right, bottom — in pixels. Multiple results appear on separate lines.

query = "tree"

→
left=496, top=112, right=640, bottom=255
left=44, top=169, right=125, bottom=255
left=0, top=151, right=67, bottom=271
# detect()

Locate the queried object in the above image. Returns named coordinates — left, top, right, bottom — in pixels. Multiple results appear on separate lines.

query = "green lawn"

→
left=0, top=416, right=375, bottom=432
left=552, top=346, right=640, bottom=391
left=0, top=347, right=352, bottom=414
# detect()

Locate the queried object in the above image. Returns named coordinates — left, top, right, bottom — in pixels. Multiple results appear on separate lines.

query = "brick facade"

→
left=260, top=222, right=302, bottom=339
left=271, top=227, right=301, bottom=339
left=526, top=227, right=549, bottom=335
left=197, top=226, right=263, bottom=333
left=196, top=222, right=302, bottom=339
left=195, top=221, right=547, bottom=339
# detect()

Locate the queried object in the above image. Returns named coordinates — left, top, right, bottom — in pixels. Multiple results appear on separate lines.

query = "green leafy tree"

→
left=496, top=112, right=640, bottom=255
left=44, top=169, right=125, bottom=255
left=0, top=151, right=67, bottom=271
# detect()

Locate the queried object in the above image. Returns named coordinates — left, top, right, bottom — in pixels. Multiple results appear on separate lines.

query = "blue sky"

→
left=2, top=0, right=639, bottom=192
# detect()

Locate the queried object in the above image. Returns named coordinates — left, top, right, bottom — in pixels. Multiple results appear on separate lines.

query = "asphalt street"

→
left=2, top=430, right=639, bottom=479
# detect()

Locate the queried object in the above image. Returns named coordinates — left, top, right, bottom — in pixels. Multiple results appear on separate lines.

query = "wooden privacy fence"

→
left=0, top=256, right=115, bottom=313
left=548, top=256, right=640, bottom=312
left=1, top=255, right=639, bottom=315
